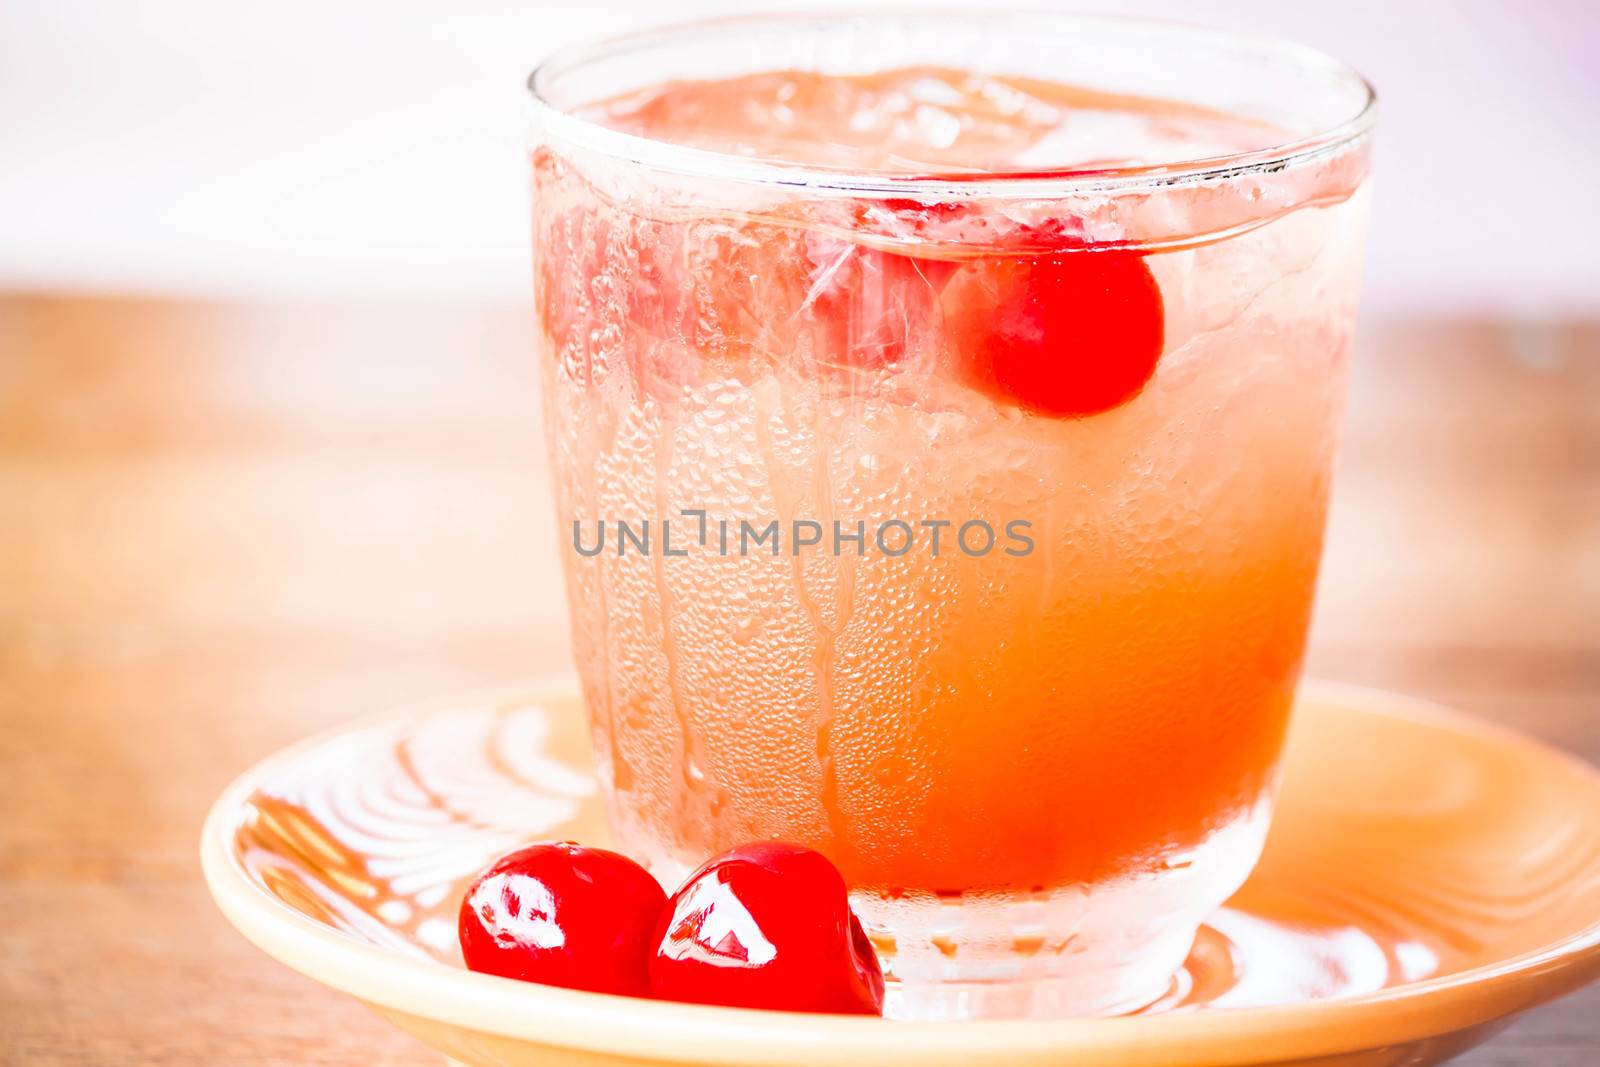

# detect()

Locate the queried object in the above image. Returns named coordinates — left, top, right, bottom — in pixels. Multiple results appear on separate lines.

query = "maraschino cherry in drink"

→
left=528, top=13, right=1374, bottom=1018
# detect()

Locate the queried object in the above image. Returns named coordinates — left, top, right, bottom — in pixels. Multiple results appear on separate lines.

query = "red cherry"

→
left=458, top=842, right=667, bottom=996
left=940, top=248, right=1165, bottom=417
left=648, top=841, right=885, bottom=1015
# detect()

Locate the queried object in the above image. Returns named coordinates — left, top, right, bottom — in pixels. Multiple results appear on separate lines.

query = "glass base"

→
left=857, top=802, right=1271, bottom=1018
left=877, top=802, right=1271, bottom=1018
left=621, top=800, right=1272, bottom=1020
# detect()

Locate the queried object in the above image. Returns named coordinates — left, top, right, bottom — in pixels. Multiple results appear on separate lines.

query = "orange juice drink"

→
left=529, top=13, right=1374, bottom=1018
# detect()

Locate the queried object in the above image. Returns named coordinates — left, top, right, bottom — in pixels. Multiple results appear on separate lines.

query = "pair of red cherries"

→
left=458, top=840, right=885, bottom=1016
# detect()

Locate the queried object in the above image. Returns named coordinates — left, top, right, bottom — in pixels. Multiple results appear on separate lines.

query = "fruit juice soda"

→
left=528, top=13, right=1374, bottom=1018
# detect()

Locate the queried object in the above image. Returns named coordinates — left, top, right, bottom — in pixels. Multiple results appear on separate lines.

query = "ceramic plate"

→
left=202, top=679, right=1600, bottom=1066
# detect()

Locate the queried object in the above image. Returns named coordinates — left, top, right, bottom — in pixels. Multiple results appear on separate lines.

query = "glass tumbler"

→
left=527, top=11, right=1373, bottom=1019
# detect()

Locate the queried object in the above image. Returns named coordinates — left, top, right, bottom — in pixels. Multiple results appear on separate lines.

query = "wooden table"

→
left=2, top=296, right=1595, bottom=1064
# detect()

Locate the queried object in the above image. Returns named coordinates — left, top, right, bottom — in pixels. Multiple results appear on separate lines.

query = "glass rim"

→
left=526, top=8, right=1377, bottom=199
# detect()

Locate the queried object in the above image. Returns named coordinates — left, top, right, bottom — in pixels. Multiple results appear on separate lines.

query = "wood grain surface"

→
left=1, top=295, right=1595, bottom=1064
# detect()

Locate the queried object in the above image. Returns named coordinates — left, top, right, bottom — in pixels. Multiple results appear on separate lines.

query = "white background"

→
left=2, top=0, right=1597, bottom=314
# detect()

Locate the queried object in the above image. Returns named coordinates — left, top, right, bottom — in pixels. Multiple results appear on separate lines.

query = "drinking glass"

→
left=527, top=11, right=1373, bottom=1019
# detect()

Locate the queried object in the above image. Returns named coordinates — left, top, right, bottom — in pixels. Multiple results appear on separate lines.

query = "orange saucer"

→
left=201, top=680, right=1600, bottom=1066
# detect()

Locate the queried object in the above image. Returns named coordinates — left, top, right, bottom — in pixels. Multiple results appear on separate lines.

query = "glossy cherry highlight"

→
left=458, top=842, right=667, bottom=996
left=648, top=841, right=885, bottom=1015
